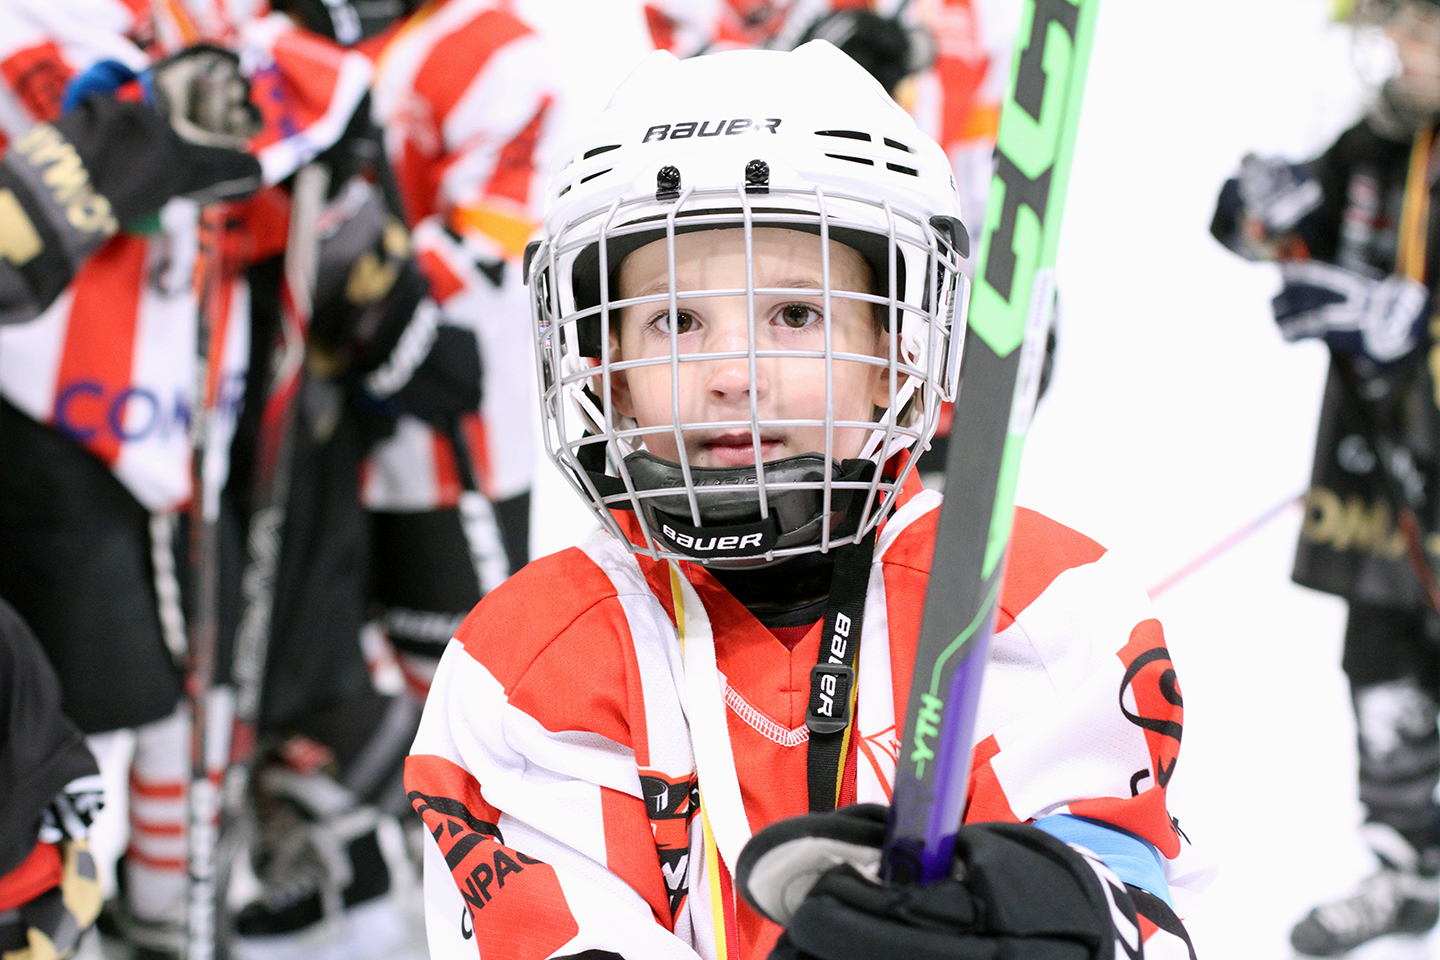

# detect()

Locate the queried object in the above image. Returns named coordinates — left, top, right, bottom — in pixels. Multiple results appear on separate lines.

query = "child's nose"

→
left=702, top=317, right=766, bottom=401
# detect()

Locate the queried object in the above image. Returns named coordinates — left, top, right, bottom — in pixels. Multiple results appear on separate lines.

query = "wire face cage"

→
left=531, top=178, right=969, bottom=566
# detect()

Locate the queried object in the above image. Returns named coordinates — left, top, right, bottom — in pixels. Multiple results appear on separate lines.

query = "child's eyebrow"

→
left=628, top=276, right=827, bottom=300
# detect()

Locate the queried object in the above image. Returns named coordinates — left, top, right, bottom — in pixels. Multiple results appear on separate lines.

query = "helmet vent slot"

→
left=885, top=163, right=918, bottom=177
left=579, top=168, right=612, bottom=184
left=815, top=129, right=872, bottom=142
left=583, top=144, right=622, bottom=159
left=883, top=137, right=914, bottom=153
left=825, top=153, right=875, bottom=167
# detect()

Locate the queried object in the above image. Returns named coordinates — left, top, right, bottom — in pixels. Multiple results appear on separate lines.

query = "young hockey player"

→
left=406, top=40, right=1198, bottom=960
left=0, top=4, right=435, bottom=957
left=0, top=598, right=105, bottom=960
left=272, top=0, right=561, bottom=695
left=1211, top=0, right=1440, bottom=954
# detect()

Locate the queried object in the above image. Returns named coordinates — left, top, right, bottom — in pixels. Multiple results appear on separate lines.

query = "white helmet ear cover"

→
left=529, top=41, right=969, bottom=563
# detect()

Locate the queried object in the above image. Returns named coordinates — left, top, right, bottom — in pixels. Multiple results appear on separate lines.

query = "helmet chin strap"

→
left=576, top=446, right=878, bottom=563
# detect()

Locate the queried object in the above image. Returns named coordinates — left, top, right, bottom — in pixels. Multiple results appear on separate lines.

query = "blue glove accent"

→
left=1031, top=813, right=1173, bottom=908
left=62, top=61, right=142, bottom=112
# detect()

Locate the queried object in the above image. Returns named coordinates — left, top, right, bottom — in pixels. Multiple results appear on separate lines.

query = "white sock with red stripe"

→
left=126, top=706, right=187, bottom=925
left=124, top=691, right=234, bottom=925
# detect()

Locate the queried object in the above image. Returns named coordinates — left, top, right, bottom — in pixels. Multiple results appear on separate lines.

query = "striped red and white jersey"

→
left=358, top=0, right=559, bottom=509
left=0, top=0, right=149, bottom=150
left=406, top=476, right=1205, bottom=960
left=0, top=1, right=372, bottom=511
left=642, top=0, right=754, bottom=57
left=905, top=0, right=1014, bottom=244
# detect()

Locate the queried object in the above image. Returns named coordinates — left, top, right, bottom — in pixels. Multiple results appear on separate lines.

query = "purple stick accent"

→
left=918, top=612, right=997, bottom=882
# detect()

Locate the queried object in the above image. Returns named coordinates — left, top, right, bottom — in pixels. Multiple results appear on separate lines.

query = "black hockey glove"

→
left=145, top=44, right=264, bottom=154
left=56, top=44, right=264, bottom=215
left=1211, top=153, right=1323, bottom=261
left=1271, top=260, right=1429, bottom=364
left=0, top=93, right=261, bottom=324
left=1237, top=153, right=1323, bottom=236
left=308, top=180, right=482, bottom=422
left=736, top=804, right=1145, bottom=960
left=797, top=10, right=935, bottom=97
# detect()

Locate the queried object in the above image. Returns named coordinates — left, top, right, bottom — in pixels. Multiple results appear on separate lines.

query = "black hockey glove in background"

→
left=57, top=94, right=262, bottom=222
left=307, top=180, right=482, bottom=423
left=1211, top=153, right=1323, bottom=261
left=1237, top=153, right=1323, bottom=236
left=146, top=44, right=263, bottom=155
left=0, top=93, right=261, bottom=324
left=796, top=10, right=934, bottom=97
left=737, top=804, right=1156, bottom=960
left=1271, top=260, right=1429, bottom=364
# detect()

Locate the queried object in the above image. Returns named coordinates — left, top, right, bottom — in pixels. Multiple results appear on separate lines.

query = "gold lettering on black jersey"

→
left=11, top=123, right=117, bottom=237
left=0, top=188, right=43, bottom=265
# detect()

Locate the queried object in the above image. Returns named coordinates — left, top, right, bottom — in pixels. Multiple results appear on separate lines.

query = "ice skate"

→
left=231, top=769, right=410, bottom=960
left=1290, top=866, right=1438, bottom=958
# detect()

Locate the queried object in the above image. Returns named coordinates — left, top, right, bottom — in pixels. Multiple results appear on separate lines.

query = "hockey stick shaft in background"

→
left=1146, top=492, right=1303, bottom=598
left=883, top=0, right=1098, bottom=884
left=184, top=203, right=227, bottom=960
left=447, top=416, right=513, bottom=594
left=208, top=161, right=331, bottom=951
left=225, top=161, right=329, bottom=790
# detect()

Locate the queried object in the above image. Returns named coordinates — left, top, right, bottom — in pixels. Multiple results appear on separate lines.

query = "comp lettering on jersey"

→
left=50, top=372, right=245, bottom=444
left=409, top=775, right=580, bottom=960
left=641, top=118, right=782, bottom=142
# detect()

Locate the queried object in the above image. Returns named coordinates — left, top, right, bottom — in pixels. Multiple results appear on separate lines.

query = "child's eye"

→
left=648, top=310, right=698, bottom=335
left=776, top=303, right=822, bottom=329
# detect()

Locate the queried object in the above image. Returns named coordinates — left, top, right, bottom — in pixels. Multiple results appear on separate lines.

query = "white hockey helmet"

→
left=529, top=40, right=968, bottom=565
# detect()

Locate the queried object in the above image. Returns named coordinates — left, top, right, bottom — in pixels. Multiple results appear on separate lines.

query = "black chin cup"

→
left=582, top=449, right=876, bottom=560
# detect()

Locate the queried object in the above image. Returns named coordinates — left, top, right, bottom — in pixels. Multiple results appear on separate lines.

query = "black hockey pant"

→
left=1344, top=601, right=1440, bottom=859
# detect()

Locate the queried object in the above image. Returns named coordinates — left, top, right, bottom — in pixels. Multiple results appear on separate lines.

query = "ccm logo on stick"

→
left=661, top=524, right=764, bottom=552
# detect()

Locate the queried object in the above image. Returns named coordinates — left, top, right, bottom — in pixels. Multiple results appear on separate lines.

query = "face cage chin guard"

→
left=531, top=183, right=970, bottom=564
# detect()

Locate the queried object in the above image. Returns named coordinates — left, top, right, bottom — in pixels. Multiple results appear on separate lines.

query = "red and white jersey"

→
left=0, top=0, right=149, bottom=154
left=642, top=0, right=753, bottom=56
left=359, top=0, right=559, bottom=509
left=406, top=477, right=1205, bottom=960
left=0, top=1, right=371, bottom=511
left=906, top=0, right=1015, bottom=240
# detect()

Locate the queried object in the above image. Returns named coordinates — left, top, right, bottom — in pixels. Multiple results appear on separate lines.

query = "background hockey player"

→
left=0, top=3, right=424, bottom=956
left=1211, top=0, right=1440, bottom=954
left=185, top=1, right=561, bottom=953
left=405, top=40, right=1198, bottom=960
left=355, top=0, right=560, bottom=693
left=0, top=597, right=106, bottom=960
left=271, top=0, right=563, bottom=699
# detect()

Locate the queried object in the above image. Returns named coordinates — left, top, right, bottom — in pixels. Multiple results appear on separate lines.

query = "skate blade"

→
left=231, top=895, right=410, bottom=960
left=1292, top=930, right=1433, bottom=960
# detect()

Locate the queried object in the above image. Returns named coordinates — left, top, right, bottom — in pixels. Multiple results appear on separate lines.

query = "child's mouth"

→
left=699, top=432, right=782, bottom=467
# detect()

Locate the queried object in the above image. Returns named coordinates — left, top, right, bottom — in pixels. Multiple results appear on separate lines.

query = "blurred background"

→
left=514, top=0, right=1381, bottom=956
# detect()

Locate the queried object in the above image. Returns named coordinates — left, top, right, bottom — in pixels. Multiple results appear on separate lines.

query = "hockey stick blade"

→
left=883, top=0, right=1098, bottom=884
